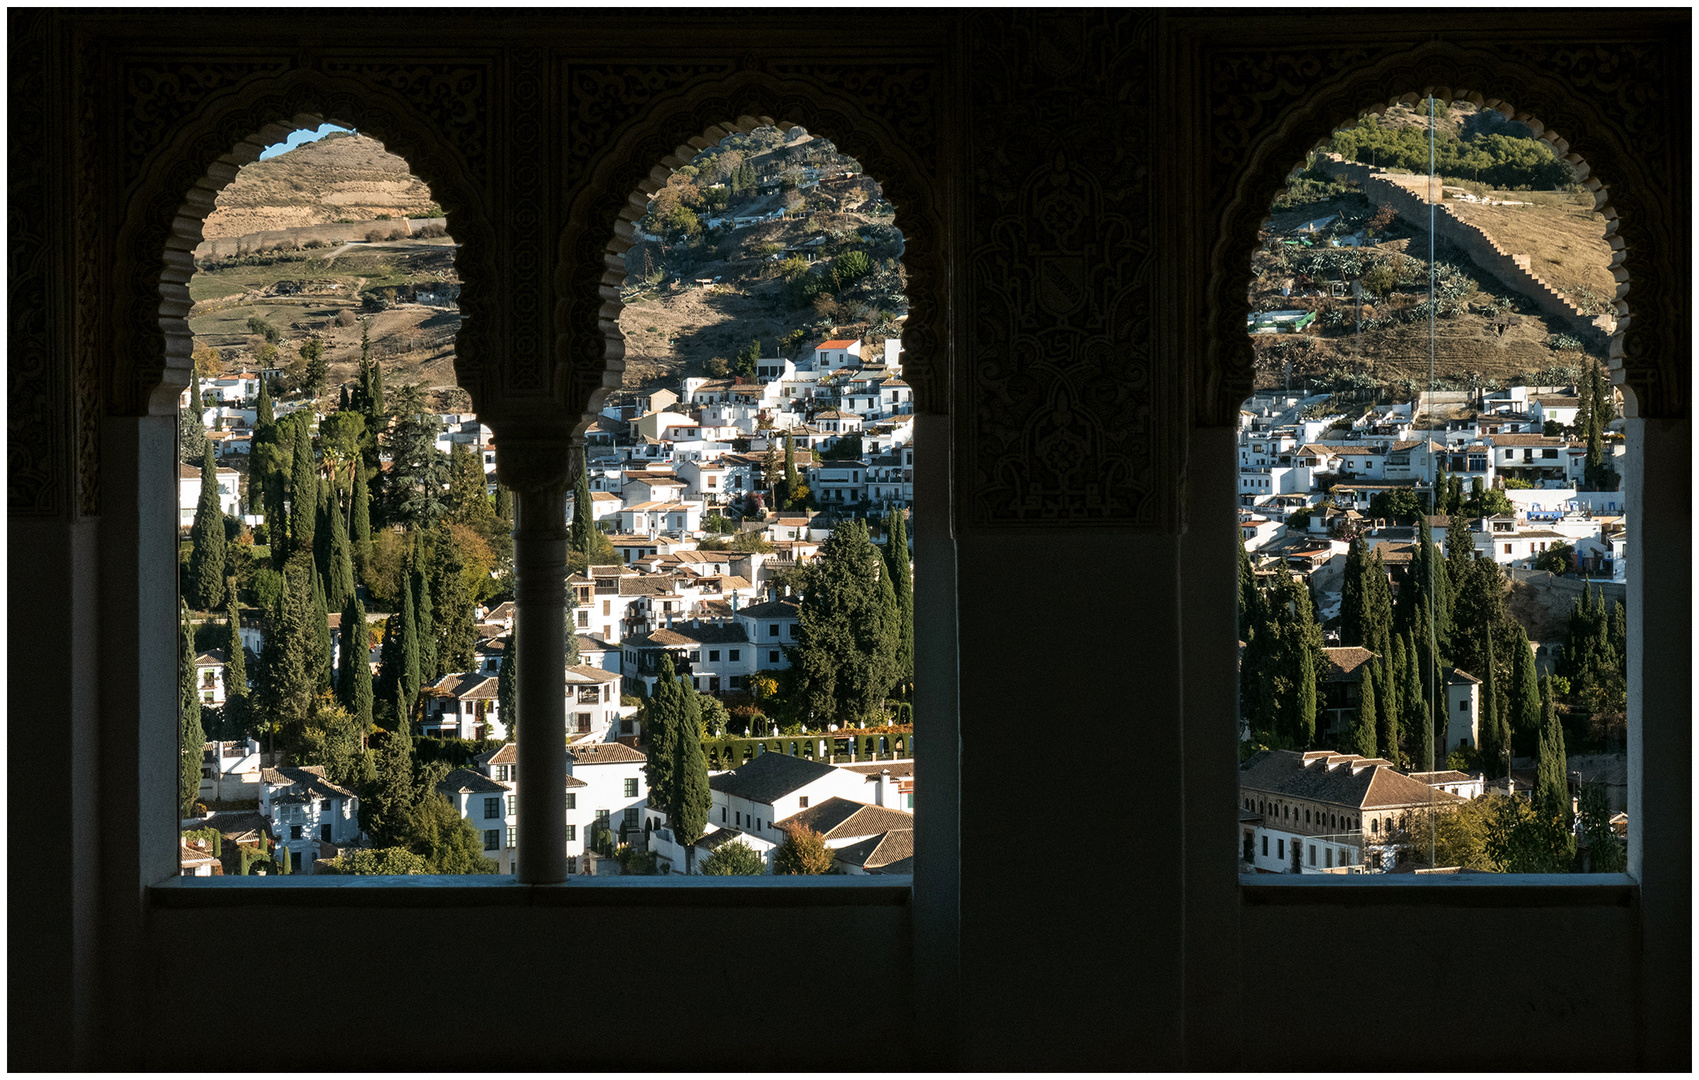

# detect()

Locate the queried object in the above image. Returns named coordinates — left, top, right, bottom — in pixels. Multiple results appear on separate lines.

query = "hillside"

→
left=614, top=126, right=908, bottom=390
left=1249, top=184, right=1614, bottom=397
left=204, top=131, right=437, bottom=238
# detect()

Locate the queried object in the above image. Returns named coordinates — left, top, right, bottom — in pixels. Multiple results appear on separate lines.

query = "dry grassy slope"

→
left=204, top=131, right=435, bottom=238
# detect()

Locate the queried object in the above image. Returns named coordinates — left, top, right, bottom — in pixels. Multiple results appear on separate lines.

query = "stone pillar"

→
left=499, top=435, right=572, bottom=884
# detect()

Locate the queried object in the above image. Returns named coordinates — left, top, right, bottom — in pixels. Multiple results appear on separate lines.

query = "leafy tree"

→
left=445, top=440, right=493, bottom=528
left=1534, top=541, right=1574, bottom=575
left=698, top=693, right=732, bottom=738
left=317, top=409, right=365, bottom=478
left=361, top=726, right=417, bottom=846
left=1484, top=791, right=1573, bottom=874
left=186, top=446, right=228, bottom=610
left=788, top=520, right=900, bottom=729
left=408, top=792, right=499, bottom=874
left=180, top=602, right=207, bottom=816
left=246, top=315, right=281, bottom=343
left=298, top=699, right=375, bottom=792
left=299, top=336, right=327, bottom=397
left=700, top=839, right=766, bottom=875
left=1576, top=781, right=1624, bottom=873
left=1534, top=676, right=1570, bottom=826
left=326, top=846, right=428, bottom=875
left=382, top=384, right=448, bottom=529
left=773, top=824, right=834, bottom=875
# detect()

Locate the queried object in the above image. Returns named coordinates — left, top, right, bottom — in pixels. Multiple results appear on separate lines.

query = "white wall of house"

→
left=568, top=759, right=651, bottom=854
left=1443, top=681, right=1479, bottom=756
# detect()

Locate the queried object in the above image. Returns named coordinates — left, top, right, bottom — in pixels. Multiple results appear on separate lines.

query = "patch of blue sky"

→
left=258, top=123, right=352, bottom=161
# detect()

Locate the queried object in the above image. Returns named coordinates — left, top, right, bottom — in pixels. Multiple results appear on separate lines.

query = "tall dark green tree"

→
left=1384, top=633, right=1407, bottom=762
left=882, top=508, right=914, bottom=692
left=186, top=446, right=228, bottom=610
left=496, top=639, right=517, bottom=741
left=325, top=474, right=356, bottom=612
left=222, top=595, right=248, bottom=718
left=349, top=455, right=373, bottom=583
left=411, top=542, right=439, bottom=681
left=1477, top=624, right=1508, bottom=776
left=1534, top=675, right=1570, bottom=825
left=382, top=384, right=448, bottom=529
left=180, top=602, right=207, bottom=816
left=339, top=594, right=374, bottom=727
left=789, top=520, right=900, bottom=728
left=493, top=483, right=514, bottom=524
left=299, top=336, right=327, bottom=398
left=1508, top=621, right=1541, bottom=752
left=644, top=655, right=684, bottom=816
left=179, top=373, right=207, bottom=464
left=1399, top=629, right=1426, bottom=766
left=257, top=551, right=320, bottom=750
left=399, top=569, right=422, bottom=711
left=781, top=433, right=801, bottom=507
left=1352, top=663, right=1378, bottom=758
left=289, top=415, right=317, bottom=554
left=361, top=726, right=417, bottom=846
left=570, top=453, right=596, bottom=554
left=432, top=524, right=476, bottom=673
left=309, top=552, right=334, bottom=693
left=1340, top=536, right=1367, bottom=648
left=445, top=440, right=493, bottom=529
left=672, top=716, right=712, bottom=862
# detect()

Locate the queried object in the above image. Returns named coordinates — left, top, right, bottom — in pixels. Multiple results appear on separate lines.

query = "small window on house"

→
left=565, top=824, right=576, bottom=841
left=566, top=793, right=576, bottom=810
left=799, top=796, right=809, bottom=808
left=624, top=778, right=638, bottom=798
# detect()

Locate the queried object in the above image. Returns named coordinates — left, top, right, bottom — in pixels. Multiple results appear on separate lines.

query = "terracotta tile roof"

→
left=1321, top=647, right=1377, bottom=682
left=426, top=672, right=499, bottom=700
left=843, top=761, right=915, bottom=779
left=565, top=663, right=620, bottom=684
left=709, top=751, right=838, bottom=805
left=193, top=649, right=229, bottom=667
left=817, top=339, right=858, bottom=349
left=776, top=796, right=912, bottom=840
left=627, top=624, right=750, bottom=648
left=565, top=742, right=647, bottom=766
left=1446, top=667, right=1481, bottom=685
left=1240, top=749, right=1465, bottom=812
left=834, top=828, right=913, bottom=872
left=435, top=767, right=511, bottom=796
left=1408, top=770, right=1476, bottom=786
left=260, top=765, right=357, bottom=801
left=1486, top=433, right=1569, bottom=447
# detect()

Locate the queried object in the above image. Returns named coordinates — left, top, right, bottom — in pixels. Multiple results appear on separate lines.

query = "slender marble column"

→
left=506, top=445, right=572, bottom=883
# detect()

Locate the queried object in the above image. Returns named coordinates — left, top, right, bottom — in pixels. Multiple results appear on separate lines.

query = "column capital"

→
left=492, top=433, right=576, bottom=495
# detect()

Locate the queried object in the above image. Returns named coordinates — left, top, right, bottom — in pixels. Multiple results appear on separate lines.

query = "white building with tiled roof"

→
left=435, top=767, right=513, bottom=868
left=809, top=338, right=862, bottom=372
left=422, top=671, right=503, bottom=740
left=176, top=460, right=241, bottom=528
left=258, top=766, right=362, bottom=875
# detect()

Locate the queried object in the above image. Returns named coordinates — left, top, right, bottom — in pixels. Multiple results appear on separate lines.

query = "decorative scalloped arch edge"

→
left=1204, top=46, right=1678, bottom=425
left=547, top=68, right=943, bottom=451
left=114, top=67, right=495, bottom=418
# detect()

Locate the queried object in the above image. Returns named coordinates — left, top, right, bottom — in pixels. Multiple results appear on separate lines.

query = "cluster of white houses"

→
left=1238, top=384, right=1629, bottom=587
left=180, top=333, right=917, bottom=877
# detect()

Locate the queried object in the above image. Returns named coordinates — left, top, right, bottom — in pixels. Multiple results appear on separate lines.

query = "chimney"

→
left=877, top=768, right=891, bottom=807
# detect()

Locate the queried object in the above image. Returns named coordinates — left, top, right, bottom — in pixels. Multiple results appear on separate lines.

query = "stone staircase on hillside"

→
left=1318, top=155, right=1615, bottom=342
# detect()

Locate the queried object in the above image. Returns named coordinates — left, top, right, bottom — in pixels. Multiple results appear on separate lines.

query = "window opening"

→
left=1237, top=93, right=1628, bottom=878
left=176, top=122, right=511, bottom=879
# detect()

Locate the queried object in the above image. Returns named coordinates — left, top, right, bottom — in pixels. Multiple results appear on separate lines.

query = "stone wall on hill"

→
left=1319, top=156, right=1613, bottom=342
left=194, top=218, right=448, bottom=260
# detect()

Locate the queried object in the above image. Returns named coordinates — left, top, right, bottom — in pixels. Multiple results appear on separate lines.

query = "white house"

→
left=436, top=767, right=514, bottom=870
left=1440, top=668, right=1481, bottom=756
left=192, top=649, right=230, bottom=705
left=706, top=750, right=872, bottom=851
left=258, top=766, right=363, bottom=875
left=177, top=461, right=241, bottom=528
left=421, top=672, right=503, bottom=740
left=565, top=664, right=625, bottom=739
left=564, top=741, right=653, bottom=860
left=809, top=338, right=862, bottom=371
left=476, top=743, right=590, bottom=876
left=198, top=737, right=264, bottom=803
left=619, top=499, right=705, bottom=536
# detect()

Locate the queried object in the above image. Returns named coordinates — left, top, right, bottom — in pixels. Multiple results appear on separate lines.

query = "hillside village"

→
left=1232, top=101, right=1630, bottom=876
left=175, top=126, right=916, bottom=880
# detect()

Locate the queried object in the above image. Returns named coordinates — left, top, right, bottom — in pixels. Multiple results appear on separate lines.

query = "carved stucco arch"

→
left=115, top=67, right=495, bottom=420
left=1204, top=43, right=1681, bottom=425
left=548, top=69, right=944, bottom=450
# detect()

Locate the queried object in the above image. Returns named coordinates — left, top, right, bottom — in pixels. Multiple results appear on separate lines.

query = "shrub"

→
left=700, top=839, right=766, bottom=875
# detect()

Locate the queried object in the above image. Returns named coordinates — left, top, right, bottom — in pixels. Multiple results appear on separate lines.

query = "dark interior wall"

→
left=7, top=9, right=1688, bottom=1072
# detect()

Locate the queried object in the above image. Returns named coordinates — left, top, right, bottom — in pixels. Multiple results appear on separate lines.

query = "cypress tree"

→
left=289, top=416, right=317, bottom=554
left=312, top=476, right=332, bottom=587
left=1478, top=623, right=1507, bottom=777
left=400, top=571, right=421, bottom=710
left=412, top=546, right=438, bottom=681
left=782, top=433, right=800, bottom=507
left=1445, top=509, right=1476, bottom=594
left=446, top=440, right=493, bottom=528
left=644, top=656, right=682, bottom=816
left=376, top=612, right=402, bottom=724
left=1363, top=548, right=1394, bottom=664
left=1400, top=629, right=1426, bottom=765
left=494, top=483, right=513, bottom=524
left=186, top=446, right=228, bottom=610
left=339, top=382, right=350, bottom=412
left=1509, top=622, right=1541, bottom=747
left=1237, top=534, right=1263, bottom=639
left=1295, top=631, right=1317, bottom=750
left=326, top=474, right=355, bottom=612
left=1384, top=633, right=1407, bottom=762
left=340, top=595, right=374, bottom=727
left=310, top=554, right=334, bottom=692
left=672, top=716, right=712, bottom=856
left=1534, top=676, right=1570, bottom=824
left=883, top=508, right=914, bottom=691
left=180, top=602, right=206, bottom=816
left=223, top=596, right=248, bottom=708
left=790, top=520, right=900, bottom=728
left=255, top=375, right=275, bottom=429
left=258, top=551, right=320, bottom=746
left=434, top=523, right=476, bottom=674
left=570, top=453, right=595, bottom=554
left=496, top=638, right=517, bottom=741
left=1418, top=685, right=1436, bottom=771
left=363, top=725, right=417, bottom=846
left=1352, top=663, right=1378, bottom=758
left=349, top=456, right=373, bottom=582
left=1340, top=536, right=1366, bottom=648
